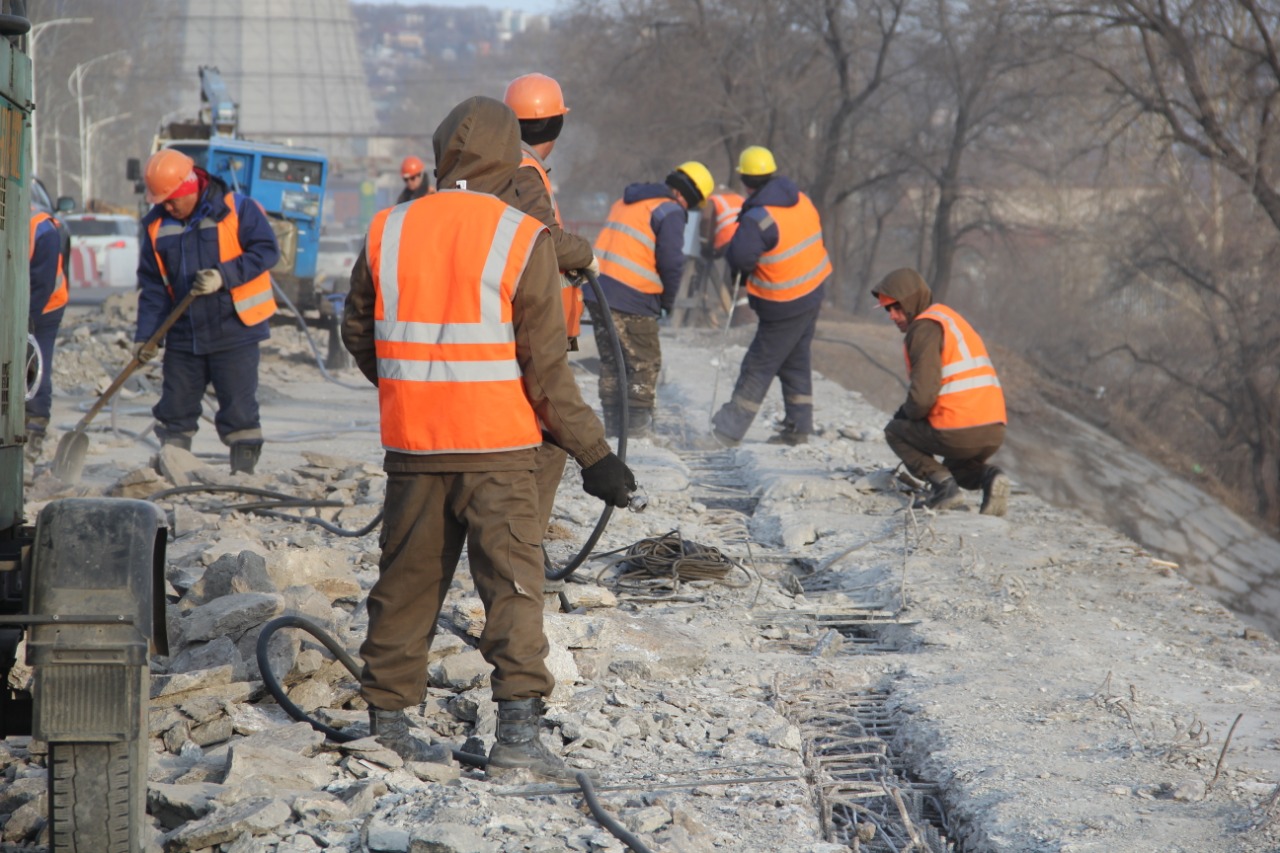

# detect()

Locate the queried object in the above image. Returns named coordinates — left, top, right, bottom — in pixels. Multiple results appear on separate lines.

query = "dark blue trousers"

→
left=712, top=305, right=820, bottom=441
left=153, top=345, right=263, bottom=446
left=26, top=308, right=65, bottom=425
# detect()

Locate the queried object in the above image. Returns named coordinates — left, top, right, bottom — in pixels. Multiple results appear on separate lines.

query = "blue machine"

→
left=140, top=67, right=330, bottom=316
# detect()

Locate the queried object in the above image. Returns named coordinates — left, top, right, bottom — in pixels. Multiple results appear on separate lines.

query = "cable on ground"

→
left=594, top=530, right=753, bottom=598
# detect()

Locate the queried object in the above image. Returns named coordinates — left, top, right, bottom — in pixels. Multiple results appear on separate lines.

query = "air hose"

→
left=255, top=616, right=656, bottom=853
left=269, top=276, right=369, bottom=391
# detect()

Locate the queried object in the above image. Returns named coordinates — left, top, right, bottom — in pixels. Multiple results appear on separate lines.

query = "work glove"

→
left=585, top=255, right=600, bottom=277
left=580, top=452, right=636, bottom=508
left=192, top=268, right=223, bottom=296
left=133, top=342, right=158, bottom=364
left=892, top=405, right=908, bottom=421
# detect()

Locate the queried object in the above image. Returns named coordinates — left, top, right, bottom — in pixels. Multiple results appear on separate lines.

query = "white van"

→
left=61, top=213, right=140, bottom=289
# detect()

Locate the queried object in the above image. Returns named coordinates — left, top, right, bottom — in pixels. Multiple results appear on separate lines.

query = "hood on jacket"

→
left=433, top=96, right=522, bottom=205
left=872, top=267, right=932, bottom=322
left=743, top=175, right=801, bottom=211
left=622, top=182, right=677, bottom=206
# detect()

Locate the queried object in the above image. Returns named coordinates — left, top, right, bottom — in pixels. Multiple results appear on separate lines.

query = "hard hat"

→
left=737, top=145, right=777, bottom=177
left=401, top=156, right=426, bottom=179
left=676, top=161, right=715, bottom=205
left=503, top=73, right=569, bottom=120
left=144, top=149, right=196, bottom=204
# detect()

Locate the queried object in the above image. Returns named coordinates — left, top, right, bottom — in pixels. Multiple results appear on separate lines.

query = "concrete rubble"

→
left=1, top=311, right=1278, bottom=852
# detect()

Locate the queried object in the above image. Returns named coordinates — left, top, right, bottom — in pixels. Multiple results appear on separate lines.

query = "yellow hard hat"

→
left=737, top=145, right=777, bottom=177
left=675, top=161, right=715, bottom=206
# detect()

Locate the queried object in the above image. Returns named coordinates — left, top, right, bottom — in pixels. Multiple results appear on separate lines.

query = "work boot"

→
left=766, top=428, right=809, bottom=446
left=229, top=442, right=261, bottom=475
left=368, top=707, right=453, bottom=764
left=160, top=434, right=193, bottom=452
left=23, top=429, right=45, bottom=465
left=980, top=467, right=1010, bottom=517
left=626, top=408, right=653, bottom=439
left=487, top=698, right=579, bottom=782
left=913, top=477, right=964, bottom=511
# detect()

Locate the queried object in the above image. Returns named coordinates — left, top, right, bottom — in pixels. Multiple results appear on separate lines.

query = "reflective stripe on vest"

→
left=592, top=196, right=672, bottom=295
left=146, top=192, right=277, bottom=326
left=745, top=193, right=832, bottom=302
left=29, top=213, right=68, bottom=313
left=367, top=190, right=546, bottom=454
left=910, top=304, right=1007, bottom=430
left=520, top=146, right=561, bottom=226
left=710, top=191, right=743, bottom=251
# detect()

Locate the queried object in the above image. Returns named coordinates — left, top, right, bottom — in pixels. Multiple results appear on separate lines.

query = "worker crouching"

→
left=136, top=148, right=281, bottom=474
left=342, top=96, right=636, bottom=780
left=873, top=268, right=1011, bottom=516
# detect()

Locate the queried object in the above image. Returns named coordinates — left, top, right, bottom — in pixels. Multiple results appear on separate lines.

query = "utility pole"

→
left=66, top=50, right=127, bottom=207
left=27, top=17, right=92, bottom=179
left=85, top=113, right=131, bottom=208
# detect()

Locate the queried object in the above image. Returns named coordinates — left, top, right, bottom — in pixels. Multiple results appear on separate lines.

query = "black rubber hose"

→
left=255, top=507, right=384, bottom=538
left=544, top=270, right=628, bottom=582
left=576, top=771, right=657, bottom=853
left=255, top=614, right=487, bottom=767
left=0, top=13, right=30, bottom=36
left=270, top=277, right=369, bottom=391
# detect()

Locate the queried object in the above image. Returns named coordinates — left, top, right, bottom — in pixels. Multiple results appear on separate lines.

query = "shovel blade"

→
left=50, top=430, right=89, bottom=483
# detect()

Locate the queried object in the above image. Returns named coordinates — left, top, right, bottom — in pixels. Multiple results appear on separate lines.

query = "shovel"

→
left=51, top=291, right=199, bottom=483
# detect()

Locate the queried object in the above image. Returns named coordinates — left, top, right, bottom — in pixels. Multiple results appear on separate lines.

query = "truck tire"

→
left=48, top=734, right=147, bottom=853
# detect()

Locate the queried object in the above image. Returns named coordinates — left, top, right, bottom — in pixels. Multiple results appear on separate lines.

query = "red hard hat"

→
left=144, top=149, right=196, bottom=204
left=401, top=156, right=426, bottom=178
left=502, top=73, right=569, bottom=120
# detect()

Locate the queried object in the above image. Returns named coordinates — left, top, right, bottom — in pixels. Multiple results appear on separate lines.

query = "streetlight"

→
left=67, top=49, right=127, bottom=206
left=84, top=112, right=131, bottom=208
left=27, top=16, right=92, bottom=178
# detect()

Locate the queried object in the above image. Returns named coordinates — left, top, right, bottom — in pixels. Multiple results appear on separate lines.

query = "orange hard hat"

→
left=502, top=73, right=569, bottom=120
left=401, top=156, right=426, bottom=178
left=144, top=149, right=196, bottom=204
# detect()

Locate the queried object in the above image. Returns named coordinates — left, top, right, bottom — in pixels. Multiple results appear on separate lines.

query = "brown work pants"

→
left=884, top=419, right=1005, bottom=491
left=534, top=442, right=568, bottom=534
left=359, top=470, right=553, bottom=711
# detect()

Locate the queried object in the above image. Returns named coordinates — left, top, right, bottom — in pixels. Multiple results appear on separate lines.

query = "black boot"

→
left=487, top=698, right=578, bottom=781
left=229, top=442, right=261, bottom=475
left=368, top=707, right=452, bottom=764
left=913, top=477, right=964, bottom=511
left=980, top=467, right=1010, bottom=517
left=161, top=435, right=193, bottom=452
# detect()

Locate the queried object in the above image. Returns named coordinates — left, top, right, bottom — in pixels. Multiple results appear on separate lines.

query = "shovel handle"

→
left=72, top=290, right=200, bottom=431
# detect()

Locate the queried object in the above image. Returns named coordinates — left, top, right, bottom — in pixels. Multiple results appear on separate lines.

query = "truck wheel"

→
left=48, top=736, right=146, bottom=853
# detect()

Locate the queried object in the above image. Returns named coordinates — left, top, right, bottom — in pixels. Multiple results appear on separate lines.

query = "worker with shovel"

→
left=135, top=148, right=280, bottom=474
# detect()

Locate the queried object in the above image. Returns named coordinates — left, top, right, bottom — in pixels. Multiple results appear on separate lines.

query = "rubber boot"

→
left=487, top=698, right=579, bottom=782
left=23, top=422, right=46, bottom=465
left=229, top=442, right=261, bottom=475
left=368, top=707, right=452, bottom=764
left=161, top=434, right=193, bottom=452
left=980, top=467, right=1010, bottom=517
left=766, top=422, right=809, bottom=446
left=913, top=477, right=964, bottom=511
left=627, top=407, right=653, bottom=439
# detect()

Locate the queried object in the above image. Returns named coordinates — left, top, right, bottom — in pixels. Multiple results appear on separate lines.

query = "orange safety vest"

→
left=745, top=194, right=832, bottom=303
left=908, top=304, right=1007, bottom=430
left=147, top=192, right=277, bottom=326
left=367, top=189, right=547, bottom=454
left=519, top=145, right=582, bottom=342
left=593, top=196, right=674, bottom=296
left=710, top=191, right=743, bottom=251
left=29, top=212, right=68, bottom=314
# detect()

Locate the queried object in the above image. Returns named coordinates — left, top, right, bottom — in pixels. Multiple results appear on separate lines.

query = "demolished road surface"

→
left=4, top=300, right=1279, bottom=852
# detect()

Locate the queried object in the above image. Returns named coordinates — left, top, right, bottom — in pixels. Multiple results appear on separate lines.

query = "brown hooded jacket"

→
left=342, top=96, right=611, bottom=473
left=871, top=267, right=946, bottom=421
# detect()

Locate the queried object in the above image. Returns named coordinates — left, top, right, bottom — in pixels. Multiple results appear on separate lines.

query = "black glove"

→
left=581, top=452, right=636, bottom=508
left=892, top=405, right=908, bottom=420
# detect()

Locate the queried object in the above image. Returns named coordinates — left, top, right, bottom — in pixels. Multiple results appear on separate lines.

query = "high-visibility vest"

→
left=29, top=212, right=67, bottom=314
left=519, top=145, right=582, bottom=341
left=710, top=191, right=743, bottom=251
left=745, top=193, right=832, bottom=303
left=147, top=192, right=277, bottom=326
left=908, top=304, right=1007, bottom=430
left=367, top=190, right=547, bottom=454
left=593, top=196, right=674, bottom=296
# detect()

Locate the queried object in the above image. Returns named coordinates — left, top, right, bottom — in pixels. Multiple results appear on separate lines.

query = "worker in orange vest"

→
left=342, top=96, right=635, bottom=779
left=503, top=72, right=599, bottom=538
left=587, top=160, right=715, bottom=437
left=711, top=146, right=831, bottom=447
left=705, top=186, right=744, bottom=256
left=872, top=267, right=1010, bottom=516
left=396, top=155, right=432, bottom=205
left=137, top=148, right=281, bottom=474
left=25, top=208, right=71, bottom=462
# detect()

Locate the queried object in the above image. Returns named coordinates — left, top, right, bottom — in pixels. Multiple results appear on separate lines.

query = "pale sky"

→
left=364, top=0, right=569, bottom=14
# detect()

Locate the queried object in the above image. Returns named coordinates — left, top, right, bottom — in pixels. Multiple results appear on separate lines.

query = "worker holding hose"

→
left=342, top=95, right=636, bottom=780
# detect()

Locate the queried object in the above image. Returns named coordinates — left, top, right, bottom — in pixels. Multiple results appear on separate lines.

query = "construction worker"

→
left=586, top=160, right=714, bottom=437
left=25, top=208, right=71, bottom=462
left=341, top=96, right=636, bottom=779
left=503, top=71, right=598, bottom=537
left=711, top=145, right=830, bottom=447
left=136, top=148, right=281, bottom=474
left=872, top=267, right=1010, bottom=516
left=396, top=155, right=431, bottom=204
left=705, top=185, right=744, bottom=257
